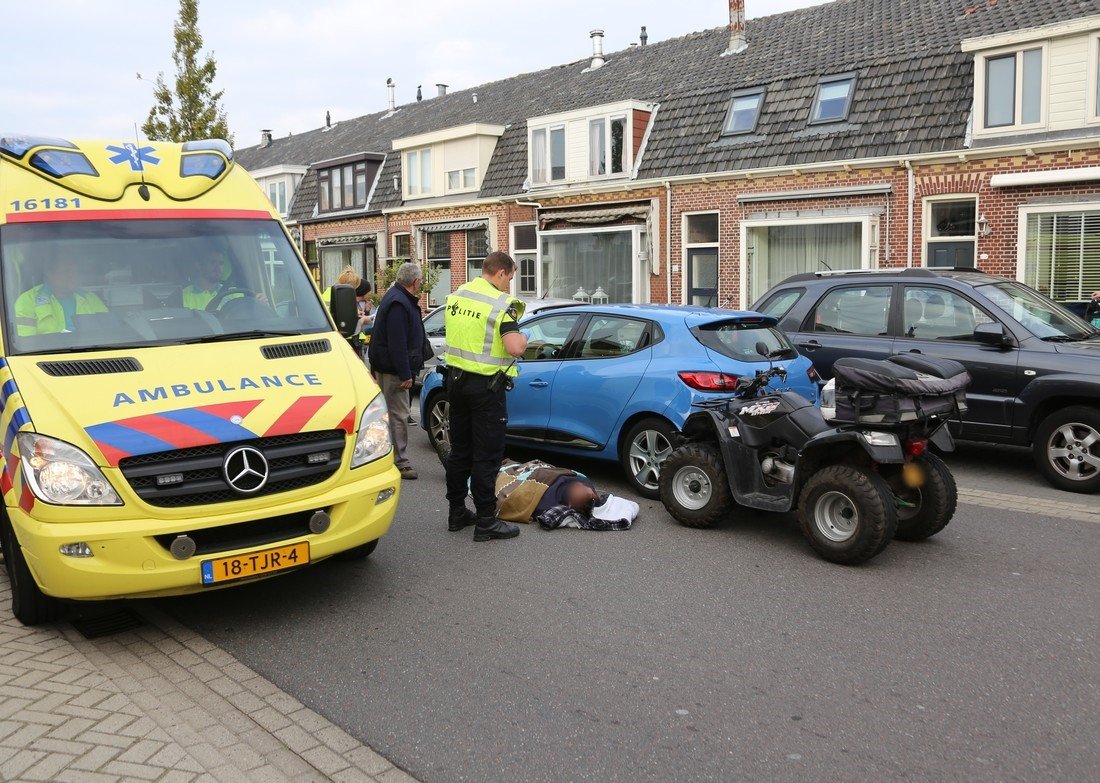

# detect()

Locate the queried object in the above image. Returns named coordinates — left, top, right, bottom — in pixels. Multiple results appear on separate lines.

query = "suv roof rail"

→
left=785, top=267, right=940, bottom=283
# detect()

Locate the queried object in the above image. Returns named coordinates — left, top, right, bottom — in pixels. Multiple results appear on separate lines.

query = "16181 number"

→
left=9, top=198, right=82, bottom=211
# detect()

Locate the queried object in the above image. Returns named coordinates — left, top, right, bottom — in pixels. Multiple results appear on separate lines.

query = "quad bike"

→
left=658, top=344, right=970, bottom=565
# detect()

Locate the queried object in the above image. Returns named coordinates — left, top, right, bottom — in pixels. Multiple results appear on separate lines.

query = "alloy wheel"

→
left=1047, top=422, right=1100, bottom=482
left=628, top=429, right=673, bottom=492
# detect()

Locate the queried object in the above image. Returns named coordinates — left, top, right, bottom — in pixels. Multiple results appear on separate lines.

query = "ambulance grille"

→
left=261, top=339, right=332, bottom=360
left=37, top=357, right=143, bottom=376
left=118, top=430, right=346, bottom=507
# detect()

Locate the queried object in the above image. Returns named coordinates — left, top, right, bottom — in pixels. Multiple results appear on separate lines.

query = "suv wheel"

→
left=1034, top=406, right=1100, bottom=493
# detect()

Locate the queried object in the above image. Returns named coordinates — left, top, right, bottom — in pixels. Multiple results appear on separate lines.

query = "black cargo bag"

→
left=832, top=354, right=969, bottom=424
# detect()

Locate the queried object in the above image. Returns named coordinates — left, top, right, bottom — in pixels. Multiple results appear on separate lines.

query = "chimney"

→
left=436, top=83, right=448, bottom=96
left=640, top=26, right=648, bottom=46
left=589, top=29, right=606, bottom=70
left=724, top=0, right=747, bottom=55
left=260, top=129, right=272, bottom=147
left=386, top=78, right=396, bottom=112
left=325, top=111, right=331, bottom=128
left=416, top=85, right=423, bottom=102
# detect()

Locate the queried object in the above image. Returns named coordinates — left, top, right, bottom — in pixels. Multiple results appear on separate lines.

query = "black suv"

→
left=753, top=268, right=1100, bottom=493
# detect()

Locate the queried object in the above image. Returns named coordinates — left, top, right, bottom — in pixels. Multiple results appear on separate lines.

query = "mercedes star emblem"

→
left=223, top=446, right=269, bottom=494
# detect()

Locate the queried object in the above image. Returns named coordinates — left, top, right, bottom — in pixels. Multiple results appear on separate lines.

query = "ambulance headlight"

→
left=17, top=434, right=122, bottom=506
left=351, top=394, right=391, bottom=468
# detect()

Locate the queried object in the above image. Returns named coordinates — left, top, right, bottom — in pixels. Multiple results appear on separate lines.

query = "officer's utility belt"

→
left=449, top=366, right=513, bottom=392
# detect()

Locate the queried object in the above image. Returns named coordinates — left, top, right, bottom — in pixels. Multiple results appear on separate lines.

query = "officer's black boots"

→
left=473, top=516, right=520, bottom=542
left=448, top=506, right=477, bottom=532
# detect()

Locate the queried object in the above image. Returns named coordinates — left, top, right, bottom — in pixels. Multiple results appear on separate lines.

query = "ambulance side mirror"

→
left=329, top=284, right=359, bottom=339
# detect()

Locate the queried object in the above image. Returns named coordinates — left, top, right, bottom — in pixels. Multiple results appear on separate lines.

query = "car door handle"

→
left=529, top=380, right=549, bottom=388
left=797, top=340, right=821, bottom=351
left=903, top=349, right=922, bottom=354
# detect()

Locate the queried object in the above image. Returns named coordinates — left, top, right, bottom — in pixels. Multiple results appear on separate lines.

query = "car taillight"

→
left=904, top=438, right=928, bottom=458
left=806, top=365, right=820, bottom=383
left=678, top=371, right=742, bottom=391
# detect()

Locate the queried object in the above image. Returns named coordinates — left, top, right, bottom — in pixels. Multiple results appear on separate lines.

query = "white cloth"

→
left=591, top=494, right=639, bottom=524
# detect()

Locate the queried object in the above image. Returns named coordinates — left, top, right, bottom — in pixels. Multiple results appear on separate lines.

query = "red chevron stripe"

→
left=18, top=482, right=34, bottom=512
left=1, top=468, right=12, bottom=496
left=113, top=413, right=219, bottom=449
left=264, top=396, right=331, bottom=437
left=338, top=407, right=356, bottom=434
left=94, top=441, right=131, bottom=467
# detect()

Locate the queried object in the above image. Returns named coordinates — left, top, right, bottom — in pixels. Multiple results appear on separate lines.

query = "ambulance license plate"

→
left=200, top=542, right=309, bottom=585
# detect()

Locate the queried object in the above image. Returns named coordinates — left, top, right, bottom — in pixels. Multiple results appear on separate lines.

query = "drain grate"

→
left=69, top=605, right=145, bottom=638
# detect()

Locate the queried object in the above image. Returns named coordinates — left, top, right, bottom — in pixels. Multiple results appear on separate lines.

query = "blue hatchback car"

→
left=420, top=304, right=819, bottom=497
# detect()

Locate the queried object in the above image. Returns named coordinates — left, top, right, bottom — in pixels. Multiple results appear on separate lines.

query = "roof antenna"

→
left=818, top=259, right=833, bottom=271
left=134, top=122, right=151, bottom=201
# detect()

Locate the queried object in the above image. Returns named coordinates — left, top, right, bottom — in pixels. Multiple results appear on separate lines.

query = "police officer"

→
left=444, top=251, right=527, bottom=541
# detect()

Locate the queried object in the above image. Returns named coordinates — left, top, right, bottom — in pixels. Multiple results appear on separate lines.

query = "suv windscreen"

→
left=692, top=322, right=796, bottom=361
left=0, top=219, right=330, bottom=355
left=977, top=281, right=1094, bottom=341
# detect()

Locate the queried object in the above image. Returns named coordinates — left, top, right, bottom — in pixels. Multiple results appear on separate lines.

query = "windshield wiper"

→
left=1039, top=334, right=1083, bottom=343
left=183, top=329, right=305, bottom=344
left=30, top=343, right=151, bottom=355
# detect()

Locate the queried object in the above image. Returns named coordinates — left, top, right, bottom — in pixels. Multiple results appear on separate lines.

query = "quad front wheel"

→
left=658, top=444, right=731, bottom=529
left=797, top=465, right=897, bottom=565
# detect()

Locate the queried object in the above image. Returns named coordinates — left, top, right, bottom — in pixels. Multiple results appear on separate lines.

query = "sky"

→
left=1, top=0, right=832, bottom=147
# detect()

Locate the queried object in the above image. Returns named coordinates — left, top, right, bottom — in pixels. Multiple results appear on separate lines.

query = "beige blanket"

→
left=494, top=460, right=578, bottom=522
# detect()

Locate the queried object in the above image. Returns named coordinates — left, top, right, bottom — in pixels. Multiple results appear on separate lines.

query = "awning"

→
left=990, top=167, right=1100, bottom=188
left=419, top=219, right=488, bottom=233
left=539, top=204, right=649, bottom=229
left=317, top=234, right=376, bottom=247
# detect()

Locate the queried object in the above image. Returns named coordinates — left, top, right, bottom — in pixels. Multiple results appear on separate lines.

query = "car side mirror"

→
left=755, top=341, right=771, bottom=358
left=974, top=322, right=1011, bottom=348
left=329, top=284, right=359, bottom=338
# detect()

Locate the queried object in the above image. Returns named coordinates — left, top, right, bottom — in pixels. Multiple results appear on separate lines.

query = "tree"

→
left=142, top=0, right=231, bottom=144
left=372, top=259, right=442, bottom=307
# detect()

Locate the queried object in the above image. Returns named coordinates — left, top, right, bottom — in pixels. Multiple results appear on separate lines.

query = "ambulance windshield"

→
left=0, top=219, right=331, bottom=355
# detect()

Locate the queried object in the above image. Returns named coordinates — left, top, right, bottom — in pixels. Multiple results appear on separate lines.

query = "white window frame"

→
left=392, top=232, right=412, bottom=259
left=973, top=42, right=1049, bottom=135
left=445, top=167, right=478, bottom=194
left=921, top=194, right=979, bottom=267
left=510, top=222, right=538, bottom=296
left=529, top=124, right=567, bottom=185
left=1014, top=201, right=1100, bottom=286
left=738, top=215, right=877, bottom=309
left=404, top=148, right=432, bottom=198
left=680, top=211, right=721, bottom=305
left=1088, top=33, right=1100, bottom=125
left=587, top=115, right=630, bottom=179
left=535, top=224, right=649, bottom=304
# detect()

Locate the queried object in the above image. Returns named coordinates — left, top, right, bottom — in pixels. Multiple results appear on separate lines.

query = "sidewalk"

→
left=0, top=567, right=417, bottom=782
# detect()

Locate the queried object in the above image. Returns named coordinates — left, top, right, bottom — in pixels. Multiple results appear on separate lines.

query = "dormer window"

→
left=982, top=48, right=1043, bottom=129
left=531, top=127, right=566, bottom=185
left=722, top=89, right=765, bottom=135
left=316, top=156, right=379, bottom=213
left=810, top=74, right=856, bottom=124
left=405, top=149, right=432, bottom=196
left=528, top=101, right=651, bottom=187
left=588, top=116, right=626, bottom=176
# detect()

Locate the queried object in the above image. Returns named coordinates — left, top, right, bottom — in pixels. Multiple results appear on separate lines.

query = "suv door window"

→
left=522, top=313, right=584, bottom=360
left=577, top=316, right=650, bottom=358
left=901, top=287, right=995, bottom=341
left=810, top=286, right=892, bottom=336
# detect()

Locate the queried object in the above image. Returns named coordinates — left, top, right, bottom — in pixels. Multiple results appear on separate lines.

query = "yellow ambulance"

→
left=0, top=135, right=399, bottom=624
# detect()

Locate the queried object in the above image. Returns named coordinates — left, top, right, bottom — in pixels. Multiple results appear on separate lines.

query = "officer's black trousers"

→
left=445, top=370, right=508, bottom=518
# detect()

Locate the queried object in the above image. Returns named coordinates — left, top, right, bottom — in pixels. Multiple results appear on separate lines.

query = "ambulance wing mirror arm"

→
left=330, top=284, right=359, bottom=338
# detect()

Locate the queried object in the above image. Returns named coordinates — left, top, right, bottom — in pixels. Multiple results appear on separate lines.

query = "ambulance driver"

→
left=14, top=247, right=108, bottom=335
left=182, top=248, right=230, bottom=310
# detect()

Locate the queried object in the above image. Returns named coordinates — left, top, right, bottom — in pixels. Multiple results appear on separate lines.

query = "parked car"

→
left=753, top=267, right=1100, bottom=493
left=416, top=297, right=580, bottom=387
left=420, top=304, right=820, bottom=497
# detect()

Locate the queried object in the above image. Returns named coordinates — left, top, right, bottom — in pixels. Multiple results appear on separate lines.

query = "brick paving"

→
left=0, top=567, right=416, bottom=783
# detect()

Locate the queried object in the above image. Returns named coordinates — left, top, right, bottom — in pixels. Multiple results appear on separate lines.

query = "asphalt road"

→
left=162, top=424, right=1099, bottom=783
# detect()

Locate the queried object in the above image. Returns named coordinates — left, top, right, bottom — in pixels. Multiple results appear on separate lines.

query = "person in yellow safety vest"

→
left=321, top=265, right=372, bottom=356
left=14, top=251, right=108, bottom=336
left=443, top=251, right=528, bottom=542
left=182, top=248, right=232, bottom=310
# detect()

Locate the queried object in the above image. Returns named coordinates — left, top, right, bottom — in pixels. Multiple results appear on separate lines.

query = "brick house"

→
left=235, top=0, right=1100, bottom=311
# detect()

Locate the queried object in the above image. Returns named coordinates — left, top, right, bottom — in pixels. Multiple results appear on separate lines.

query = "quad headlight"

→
left=18, top=433, right=121, bottom=506
left=351, top=393, right=392, bottom=468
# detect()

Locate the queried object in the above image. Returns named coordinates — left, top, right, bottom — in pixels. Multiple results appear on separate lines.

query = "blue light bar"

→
left=181, top=139, right=233, bottom=161
left=29, top=150, right=98, bottom=178
left=180, top=153, right=227, bottom=179
left=0, top=135, right=77, bottom=159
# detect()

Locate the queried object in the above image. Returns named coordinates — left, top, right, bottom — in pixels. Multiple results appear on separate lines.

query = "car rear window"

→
left=691, top=322, right=796, bottom=362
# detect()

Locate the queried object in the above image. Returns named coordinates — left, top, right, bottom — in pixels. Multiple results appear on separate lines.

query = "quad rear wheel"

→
left=887, top=452, right=957, bottom=542
left=798, top=465, right=897, bottom=565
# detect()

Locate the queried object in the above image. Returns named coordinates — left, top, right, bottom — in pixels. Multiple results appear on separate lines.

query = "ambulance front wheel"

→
left=1, top=512, right=61, bottom=626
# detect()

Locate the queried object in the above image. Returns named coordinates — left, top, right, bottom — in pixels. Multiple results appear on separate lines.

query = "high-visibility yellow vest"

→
left=444, top=277, right=525, bottom=377
left=182, top=284, right=218, bottom=310
left=14, top=285, right=108, bottom=335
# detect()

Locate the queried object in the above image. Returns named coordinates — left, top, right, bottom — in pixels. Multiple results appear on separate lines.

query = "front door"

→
left=927, top=242, right=975, bottom=268
left=687, top=248, right=719, bottom=307
left=508, top=312, right=585, bottom=440
left=897, top=285, right=1021, bottom=441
